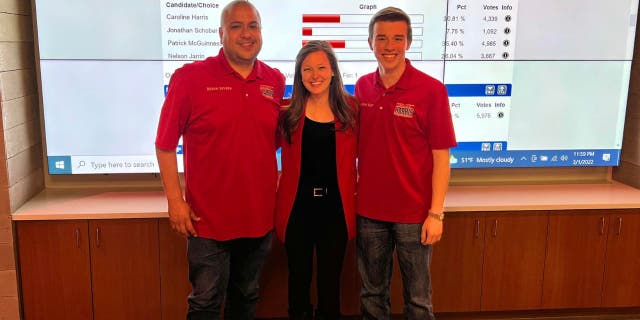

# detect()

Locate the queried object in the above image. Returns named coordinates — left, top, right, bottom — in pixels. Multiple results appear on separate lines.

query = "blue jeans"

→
left=356, top=215, right=435, bottom=320
left=186, top=232, right=273, bottom=320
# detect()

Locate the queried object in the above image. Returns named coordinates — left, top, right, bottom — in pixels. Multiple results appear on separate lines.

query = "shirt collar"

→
left=213, top=48, right=262, bottom=81
left=374, top=58, right=414, bottom=91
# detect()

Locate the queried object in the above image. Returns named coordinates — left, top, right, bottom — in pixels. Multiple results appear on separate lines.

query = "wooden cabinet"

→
left=543, top=209, right=640, bottom=309
left=431, top=212, right=547, bottom=312
left=17, top=219, right=161, bottom=320
left=431, top=214, right=484, bottom=312
left=16, top=209, right=640, bottom=319
left=543, top=210, right=609, bottom=308
left=17, top=220, right=93, bottom=320
left=602, top=209, right=640, bottom=307
left=89, top=219, right=161, bottom=320
left=481, top=212, right=548, bottom=311
left=156, top=209, right=640, bottom=316
left=158, top=219, right=191, bottom=320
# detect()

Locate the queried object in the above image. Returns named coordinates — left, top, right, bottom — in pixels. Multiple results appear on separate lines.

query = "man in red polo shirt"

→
left=155, top=1, right=285, bottom=319
left=355, top=7, right=457, bottom=320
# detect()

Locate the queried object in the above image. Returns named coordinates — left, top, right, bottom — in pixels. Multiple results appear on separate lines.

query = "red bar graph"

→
left=302, top=40, right=346, bottom=49
left=301, top=13, right=424, bottom=61
left=302, top=14, right=341, bottom=23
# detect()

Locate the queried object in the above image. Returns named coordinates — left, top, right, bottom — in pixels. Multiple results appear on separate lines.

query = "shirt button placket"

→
left=242, top=83, right=249, bottom=99
left=379, top=92, right=387, bottom=110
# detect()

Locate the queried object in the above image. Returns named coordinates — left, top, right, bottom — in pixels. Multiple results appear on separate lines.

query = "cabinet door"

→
left=543, top=211, right=608, bottom=308
left=431, top=213, right=484, bottom=312
left=159, top=219, right=191, bottom=320
left=89, top=219, right=161, bottom=320
left=602, top=209, right=640, bottom=307
left=482, top=212, right=548, bottom=311
left=17, top=220, right=93, bottom=320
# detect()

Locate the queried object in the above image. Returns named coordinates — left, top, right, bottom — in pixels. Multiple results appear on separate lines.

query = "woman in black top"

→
left=275, top=40, right=358, bottom=320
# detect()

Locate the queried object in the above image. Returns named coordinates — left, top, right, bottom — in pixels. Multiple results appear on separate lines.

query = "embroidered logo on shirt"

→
left=207, top=86, right=232, bottom=92
left=393, top=103, right=415, bottom=118
left=361, top=102, right=374, bottom=108
left=260, top=85, right=275, bottom=99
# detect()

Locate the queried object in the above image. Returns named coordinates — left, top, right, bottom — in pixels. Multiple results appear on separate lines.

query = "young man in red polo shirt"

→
left=355, top=7, right=457, bottom=320
left=155, top=1, right=285, bottom=319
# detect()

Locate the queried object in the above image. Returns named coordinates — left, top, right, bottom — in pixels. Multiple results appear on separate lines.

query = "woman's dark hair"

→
left=280, top=40, right=356, bottom=144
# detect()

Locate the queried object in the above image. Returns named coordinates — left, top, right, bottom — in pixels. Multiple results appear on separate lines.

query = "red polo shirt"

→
left=156, top=48, right=285, bottom=240
left=355, top=60, right=457, bottom=223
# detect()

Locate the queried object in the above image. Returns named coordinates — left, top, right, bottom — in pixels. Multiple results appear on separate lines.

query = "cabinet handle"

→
left=599, top=217, right=605, bottom=235
left=492, top=219, right=498, bottom=237
left=617, top=217, right=623, bottom=235
left=96, top=227, right=101, bottom=247
left=474, top=219, right=480, bottom=238
left=75, top=228, right=80, bottom=248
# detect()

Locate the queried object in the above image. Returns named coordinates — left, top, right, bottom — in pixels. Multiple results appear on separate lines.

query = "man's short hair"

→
left=368, top=7, right=412, bottom=42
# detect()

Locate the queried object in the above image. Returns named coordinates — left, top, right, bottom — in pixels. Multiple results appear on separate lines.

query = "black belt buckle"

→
left=313, top=187, right=327, bottom=197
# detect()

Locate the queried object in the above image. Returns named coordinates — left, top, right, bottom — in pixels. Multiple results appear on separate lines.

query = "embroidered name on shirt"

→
left=260, top=85, right=275, bottom=99
left=361, top=102, right=374, bottom=108
left=394, top=103, right=415, bottom=118
left=207, top=86, right=232, bottom=92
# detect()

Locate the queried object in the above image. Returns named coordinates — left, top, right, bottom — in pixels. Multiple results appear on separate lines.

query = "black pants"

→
left=285, top=187, right=348, bottom=319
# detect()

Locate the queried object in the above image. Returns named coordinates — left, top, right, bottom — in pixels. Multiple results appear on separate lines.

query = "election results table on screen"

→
left=34, top=0, right=638, bottom=172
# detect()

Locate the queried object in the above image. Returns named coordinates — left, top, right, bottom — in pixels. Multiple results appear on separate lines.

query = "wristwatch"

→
left=428, top=210, right=445, bottom=221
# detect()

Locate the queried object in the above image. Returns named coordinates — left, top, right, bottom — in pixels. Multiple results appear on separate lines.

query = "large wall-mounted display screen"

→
left=34, top=0, right=638, bottom=174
